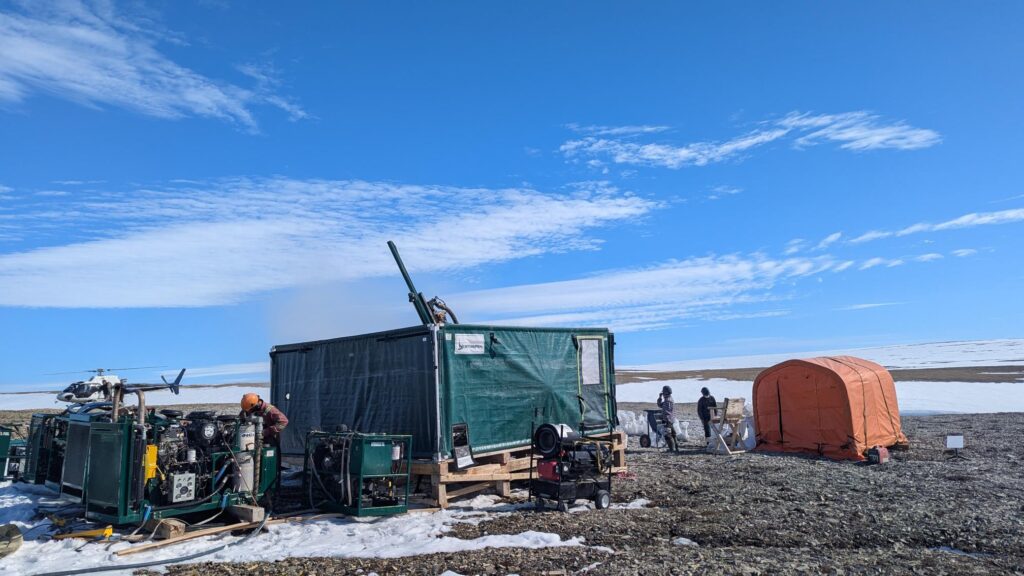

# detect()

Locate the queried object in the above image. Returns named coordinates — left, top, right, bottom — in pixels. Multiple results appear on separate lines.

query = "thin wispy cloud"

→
left=0, top=178, right=656, bottom=307
left=850, top=207, right=1024, bottom=244
left=453, top=253, right=840, bottom=332
left=560, top=110, right=939, bottom=169
left=707, top=185, right=742, bottom=201
left=783, top=239, right=805, bottom=255
left=778, top=111, right=940, bottom=151
left=565, top=123, right=670, bottom=137
left=0, top=1, right=304, bottom=130
left=814, top=232, right=842, bottom=251
left=859, top=257, right=905, bottom=270
left=915, top=253, right=943, bottom=262
left=952, top=248, right=977, bottom=258
left=836, top=302, right=901, bottom=311
left=163, top=362, right=269, bottom=382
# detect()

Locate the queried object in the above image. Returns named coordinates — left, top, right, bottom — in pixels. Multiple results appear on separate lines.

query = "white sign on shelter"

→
left=454, top=333, right=485, bottom=354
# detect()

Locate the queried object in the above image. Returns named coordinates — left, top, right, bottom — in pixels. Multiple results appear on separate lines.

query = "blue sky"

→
left=1, top=1, right=1022, bottom=390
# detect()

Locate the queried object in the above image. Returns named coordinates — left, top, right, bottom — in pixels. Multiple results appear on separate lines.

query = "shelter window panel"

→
left=577, top=337, right=609, bottom=430
left=580, top=339, right=603, bottom=387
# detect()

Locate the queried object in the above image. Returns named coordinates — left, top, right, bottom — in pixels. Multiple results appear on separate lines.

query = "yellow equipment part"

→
left=145, top=444, right=158, bottom=481
left=52, top=525, right=113, bottom=541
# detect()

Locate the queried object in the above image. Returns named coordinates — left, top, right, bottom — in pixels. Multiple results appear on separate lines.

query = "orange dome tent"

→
left=752, top=356, right=908, bottom=461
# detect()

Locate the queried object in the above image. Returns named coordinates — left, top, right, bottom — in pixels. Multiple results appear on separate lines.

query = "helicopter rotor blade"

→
left=43, top=366, right=166, bottom=376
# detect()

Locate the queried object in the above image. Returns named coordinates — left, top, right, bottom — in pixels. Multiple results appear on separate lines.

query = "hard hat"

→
left=241, top=393, right=260, bottom=413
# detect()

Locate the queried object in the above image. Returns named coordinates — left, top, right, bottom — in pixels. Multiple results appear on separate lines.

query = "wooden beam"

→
left=444, top=482, right=493, bottom=500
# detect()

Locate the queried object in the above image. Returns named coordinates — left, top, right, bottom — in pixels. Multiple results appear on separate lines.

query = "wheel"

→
left=594, top=490, right=610, bottom=510
left=639, top=434, right=651, bottom=448
left=557, top=501, right=569, bottom=513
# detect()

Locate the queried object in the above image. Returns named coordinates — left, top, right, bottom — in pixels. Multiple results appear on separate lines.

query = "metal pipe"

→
left=253, top=417, right=263, bottom=499
left=387, top=240, right=433, bottom=326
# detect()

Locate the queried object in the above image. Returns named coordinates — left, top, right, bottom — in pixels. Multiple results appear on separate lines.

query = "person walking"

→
left=697, top=387, right=717, bottom=440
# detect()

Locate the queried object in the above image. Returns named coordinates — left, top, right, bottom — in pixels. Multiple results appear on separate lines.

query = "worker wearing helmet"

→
left=240, top=393, right=289, bottom=444
left=656, top=385, right=680, bottom=452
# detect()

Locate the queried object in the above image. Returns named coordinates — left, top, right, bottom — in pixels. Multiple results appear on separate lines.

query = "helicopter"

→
left=57, top=367, right=186, bottom=404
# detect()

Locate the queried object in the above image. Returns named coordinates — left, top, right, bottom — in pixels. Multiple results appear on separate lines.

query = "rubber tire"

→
left=639, top=434, right=651, bottom=448
left=594, top=490, right=610, bottom=510
left=557, top=501, right=569, bottom=513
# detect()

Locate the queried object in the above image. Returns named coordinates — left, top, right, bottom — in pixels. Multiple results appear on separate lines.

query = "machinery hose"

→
left=29, top=513, right=270, bottom=576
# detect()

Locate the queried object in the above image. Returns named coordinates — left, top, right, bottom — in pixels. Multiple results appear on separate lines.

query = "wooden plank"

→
left=116, top=521, right=257, bottom=556
left=116, top=514, right=343, bottom=557
left=445, top=482, right=492, bottom=500
left=441, top=472, right=534, bottom=483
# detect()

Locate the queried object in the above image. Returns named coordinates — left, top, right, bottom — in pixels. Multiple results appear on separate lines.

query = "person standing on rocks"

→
left=697, top=387, right=717, bottom=439
left=657, top=385, right=679, bottom=451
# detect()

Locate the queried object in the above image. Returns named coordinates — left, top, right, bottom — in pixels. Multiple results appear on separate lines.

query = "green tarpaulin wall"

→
left=270, top=324, right=617, bottom=459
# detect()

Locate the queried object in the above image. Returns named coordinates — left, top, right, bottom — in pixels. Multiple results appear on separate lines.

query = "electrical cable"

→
left=28, top=513, right=269, bottom=576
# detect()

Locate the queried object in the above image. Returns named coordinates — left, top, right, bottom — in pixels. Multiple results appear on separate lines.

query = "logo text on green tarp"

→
left=454, top=333, right=485, bottom=354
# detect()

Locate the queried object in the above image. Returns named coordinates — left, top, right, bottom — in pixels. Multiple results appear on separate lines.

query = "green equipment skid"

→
left=305, top=431, right=412, bottom=517
left=86, top=411, right=278, bottom=525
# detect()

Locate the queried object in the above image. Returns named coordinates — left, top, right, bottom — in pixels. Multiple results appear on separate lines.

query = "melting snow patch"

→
left=673, top=537, right=699, bottom=547
left=610, top=498, right=650, bottom=510
left=0, top=482, right=582, bottom=576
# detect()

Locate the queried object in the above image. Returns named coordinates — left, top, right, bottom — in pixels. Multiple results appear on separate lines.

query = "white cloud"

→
left=707, top=185, right=742, bottom=201
left=0, top=178, right=656, bottom=307
left=779, top=111, right=941, bottom=151
left=836, top=302, right=901, bottom=311
left=850, top=230, right=892, bottom=244
left=165, top=362, right=269, bottom=381
left=451, top=253, right=841, bottom=332
left=915, top=253, right=943, bottom=262
left=850, top=208, right=1024, bottom=244
left=951, top=248, right=977, bottom=257
left=0, top=1, right=303, bottom=130
left=814, top=231, right=842, bottom=250
left=833, top=260, right=855, bottom=272
left=783, top=239, right=805, bottom=255
left=565, top=123, right=670, bottom=136
left=857, top=257, right=904, bottom=270
left=561, top=110, right=939, bottom=169
left=561, top=128, right=787, bottom=169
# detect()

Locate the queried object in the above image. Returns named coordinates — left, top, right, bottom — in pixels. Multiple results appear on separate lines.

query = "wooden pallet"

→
left=411, top=431, right=627, bottom=508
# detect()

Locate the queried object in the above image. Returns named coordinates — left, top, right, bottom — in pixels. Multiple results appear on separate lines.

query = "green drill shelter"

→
left=270, top=323, right=618, bottom=460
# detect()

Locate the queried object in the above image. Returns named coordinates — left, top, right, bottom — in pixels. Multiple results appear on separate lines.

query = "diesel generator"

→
left=85, top=408, right=279, bottom=525
left=21, top=378, right=279, bottom=526
left=304, top=430, right=411, bottom=517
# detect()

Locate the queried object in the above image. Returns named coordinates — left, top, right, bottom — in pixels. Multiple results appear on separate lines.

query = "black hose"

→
left=29, top=513, right=269, bottom=576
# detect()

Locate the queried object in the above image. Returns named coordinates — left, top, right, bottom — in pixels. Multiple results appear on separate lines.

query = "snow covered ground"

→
left=615, top=377, right=1024, bottom=414
left=0, top=488, right=588, bottom=576
left=628, top=339, right=1024, bottom=371
left=0, top=385, right=255, bottom=410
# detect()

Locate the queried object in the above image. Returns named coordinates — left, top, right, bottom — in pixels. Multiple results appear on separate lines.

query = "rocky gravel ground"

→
left=143, top=408, right=1024, bottom=576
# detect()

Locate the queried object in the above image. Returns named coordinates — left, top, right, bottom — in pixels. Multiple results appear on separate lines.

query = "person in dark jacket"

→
left=240, top=392, right=289, bottom=444
left=697, top=387, right=717, bottom=439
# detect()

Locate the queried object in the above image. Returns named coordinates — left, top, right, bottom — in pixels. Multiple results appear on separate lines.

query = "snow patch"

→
left=0, top=483, right=581, bottom=576
left=617, top=378, right=1024, bottom=414
left=673, top=537, right=699, bottom=546
left=627, top=339, right=1024, bottom=371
